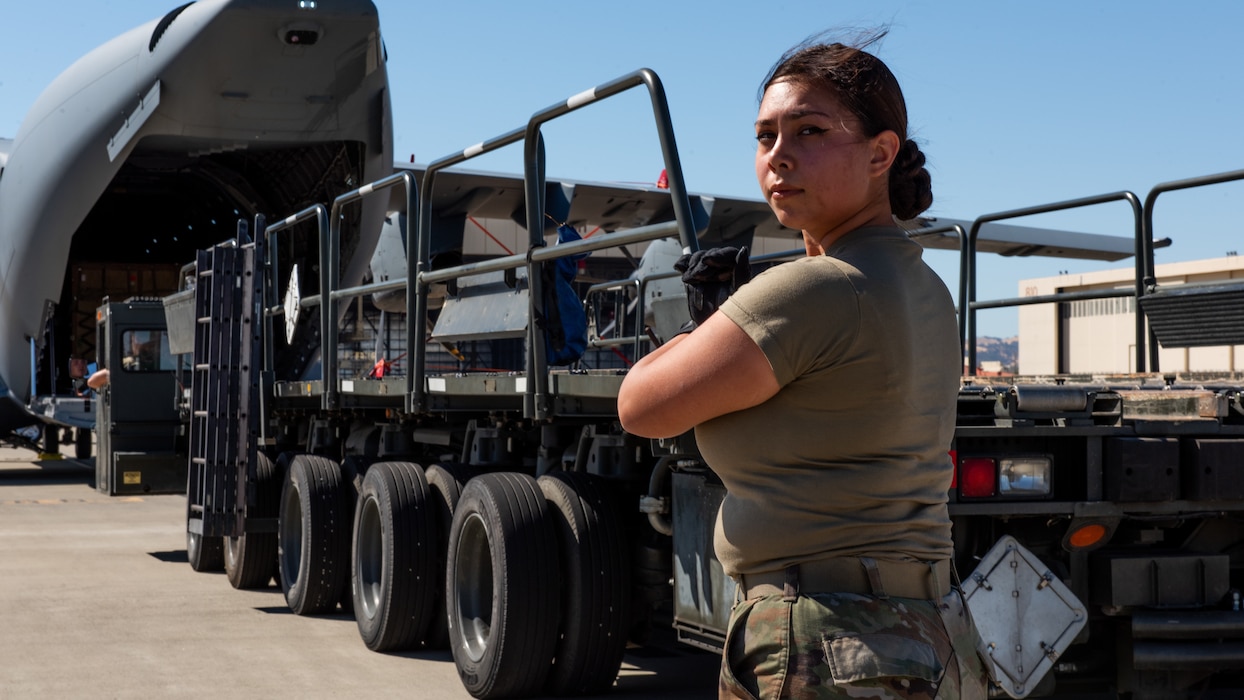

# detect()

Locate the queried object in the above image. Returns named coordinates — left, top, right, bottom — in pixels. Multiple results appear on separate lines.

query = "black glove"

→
left=673, top=246, right=751, bottom=325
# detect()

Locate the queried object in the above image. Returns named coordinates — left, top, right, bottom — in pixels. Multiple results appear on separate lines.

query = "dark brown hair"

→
left=760, top=31, right=932, bottom=220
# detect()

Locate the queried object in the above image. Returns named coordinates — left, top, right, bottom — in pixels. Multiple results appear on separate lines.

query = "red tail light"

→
left=959, top=457, right=998, bottom=498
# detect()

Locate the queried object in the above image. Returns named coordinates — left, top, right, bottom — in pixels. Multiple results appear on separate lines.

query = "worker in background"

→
left=618, top=31, right=988, bottom=699
left=74, top=362, right=109, bottom=396
left=123, top=331, right=161, bottom=371
left=86, top=367, right=110, bottom=390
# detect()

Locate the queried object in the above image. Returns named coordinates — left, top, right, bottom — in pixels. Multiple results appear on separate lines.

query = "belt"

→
left=735, top=556, right=950, bottom=601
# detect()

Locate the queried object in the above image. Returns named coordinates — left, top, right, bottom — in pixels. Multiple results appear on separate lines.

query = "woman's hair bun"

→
left=889, top=139, right=932, bottom=220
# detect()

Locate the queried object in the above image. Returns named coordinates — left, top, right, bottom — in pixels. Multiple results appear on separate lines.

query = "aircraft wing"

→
left=391, top=164, right=787, bottom=248
left=903, top=217, right=1137, bottom=262
left=398, top=165, right=1140, bottom=262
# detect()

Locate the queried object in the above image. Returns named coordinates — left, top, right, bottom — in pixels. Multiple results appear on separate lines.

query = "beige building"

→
left=1018, top=256, right=1244, bottom=375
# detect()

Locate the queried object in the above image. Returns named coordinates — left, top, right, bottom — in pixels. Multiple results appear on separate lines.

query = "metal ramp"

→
left=185, top=242, right=261, bottom=538
left=430, top=269, right=530, bottom=344
left=1140, top=281, right=1244, bottom=348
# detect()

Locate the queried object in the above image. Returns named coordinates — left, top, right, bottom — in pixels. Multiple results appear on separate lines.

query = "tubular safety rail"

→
left=1140, top=168, right=1244, bottom=372
left=411, top=68, right=699, bottom=420
left=251, top=69, right=1244, bottom=389
left=325, top=171, right=417, bottom=410
left=962, top=168, right=1244, bottom=376
left=963, top=192, right=1143, bottom=376
left=259, top=68, right=702, bottom=420
left=261, top=203, right=328, bottom=383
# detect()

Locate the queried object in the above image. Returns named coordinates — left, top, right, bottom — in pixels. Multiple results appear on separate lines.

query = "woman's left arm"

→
left=617, top=311, right=779, bottom=438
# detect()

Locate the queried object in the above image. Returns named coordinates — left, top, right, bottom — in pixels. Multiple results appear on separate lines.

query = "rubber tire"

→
left=74, top=427, right=91, bottom=459
left=224, top=451, right=280, bottom=589
left=352, top=461, right=437, bottom=651
left=187, top=529, right=224, bottom=572
left=424, top=463, right=485, bottom=649
left=279, top=454, right=350, bottom=615
left=447, top=472, right=560, bottom=699
left=538, top=471, right=631, bottom=695
left=41, top=425, right=58, bottom=455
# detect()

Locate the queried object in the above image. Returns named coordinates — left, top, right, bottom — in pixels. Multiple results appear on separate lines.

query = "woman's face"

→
left=754, top=80, right=892, bottom=244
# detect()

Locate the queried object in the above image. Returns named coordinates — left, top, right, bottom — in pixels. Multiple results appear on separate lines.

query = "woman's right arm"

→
left=617, top=311, right=778, bottom=438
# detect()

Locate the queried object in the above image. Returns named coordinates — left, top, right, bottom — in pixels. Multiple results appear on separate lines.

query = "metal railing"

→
left=963, top=192, right=1143, bottom=375
left=251, top=73, right=1244, bottom=391
left=255, top=69, right=702, bottom=418
left=323, top=171, right=418, bottom=409
left=407, top=68, right=700, bottom=419
left=259, top=173, right=420, bottom=411
left=1141, top=168, right=1244, bottom=372
left=261, top=204, right=328, bottom=382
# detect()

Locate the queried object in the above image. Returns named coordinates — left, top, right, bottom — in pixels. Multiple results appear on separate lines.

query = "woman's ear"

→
left=868, top=129, right=900, bottom=177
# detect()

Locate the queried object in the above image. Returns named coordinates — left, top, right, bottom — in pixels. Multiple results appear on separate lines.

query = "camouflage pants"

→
left=719, top=590, right=989, bottom=699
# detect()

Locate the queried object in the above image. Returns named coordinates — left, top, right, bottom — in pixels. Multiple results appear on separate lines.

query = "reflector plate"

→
left=963, top=536, right=1087, bottom=699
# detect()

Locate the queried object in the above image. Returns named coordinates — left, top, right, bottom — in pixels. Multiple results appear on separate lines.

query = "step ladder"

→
left=186, top=240, right=261, bottom=538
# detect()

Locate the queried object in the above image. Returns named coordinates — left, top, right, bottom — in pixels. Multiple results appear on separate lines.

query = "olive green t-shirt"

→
left=702, top=226, right=960, bottom=576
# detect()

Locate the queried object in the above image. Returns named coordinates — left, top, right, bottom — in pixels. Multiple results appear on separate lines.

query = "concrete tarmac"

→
left=0, top=446, right=719, bottom=699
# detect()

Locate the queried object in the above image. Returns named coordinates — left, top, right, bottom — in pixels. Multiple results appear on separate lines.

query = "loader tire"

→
left=186, top=529, right=224, bottom=572
left=224, top=451, right=280, bottom=589
left=41, top=425, right=58, bottom=455
left=447, top=472, right=560, bottom=699
left=423, top=463, right=485, bottom=649
left=74, top=427, right=91, bottom=459
left=279, top=454, right=349, bottom=615
left=538, top=470, right=631, bottom=695
left=352, top=461, right=436, bottom=651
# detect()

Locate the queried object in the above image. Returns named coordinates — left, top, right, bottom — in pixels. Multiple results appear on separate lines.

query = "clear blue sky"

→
left=4, top=1, right=1244, bottom=337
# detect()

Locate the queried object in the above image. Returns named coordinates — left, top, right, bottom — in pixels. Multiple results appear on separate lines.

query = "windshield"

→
left=120, top=329, right=180, bottom=372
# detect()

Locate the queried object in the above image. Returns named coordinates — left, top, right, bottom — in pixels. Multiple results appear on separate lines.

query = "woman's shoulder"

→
left=752, top=254, right=861, bottom=291
left=728, top=255, right=863, bottom=322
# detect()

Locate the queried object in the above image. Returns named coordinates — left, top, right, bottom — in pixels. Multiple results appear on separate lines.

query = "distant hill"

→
left=975, top=336, right=1017, bottom=372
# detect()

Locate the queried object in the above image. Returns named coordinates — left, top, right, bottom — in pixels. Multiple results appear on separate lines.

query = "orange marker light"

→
left=1068, top=523, right=1107, bottom=549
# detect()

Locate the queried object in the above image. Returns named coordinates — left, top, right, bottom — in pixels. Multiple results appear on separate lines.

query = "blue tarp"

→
left=540, top=224, right=589, bottom=365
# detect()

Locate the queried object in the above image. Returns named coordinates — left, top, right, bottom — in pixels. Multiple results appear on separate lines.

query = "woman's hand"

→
left=674, top=246, right=751, bottom=325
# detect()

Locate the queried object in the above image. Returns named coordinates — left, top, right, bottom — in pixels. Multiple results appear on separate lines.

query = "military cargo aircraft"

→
left=0, top=0, right=392, bottom=449
left=0, top=0, right=1139, bottom=454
